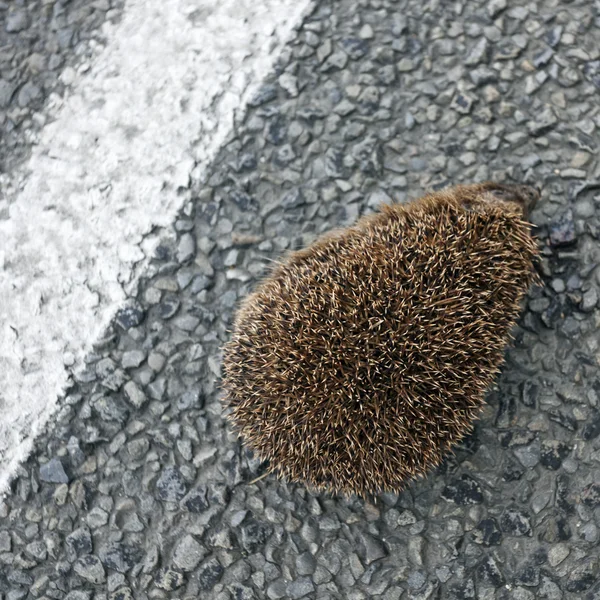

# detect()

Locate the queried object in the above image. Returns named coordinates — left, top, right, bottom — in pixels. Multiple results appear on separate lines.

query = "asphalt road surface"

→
left=1, top=0, right=600, bottom=599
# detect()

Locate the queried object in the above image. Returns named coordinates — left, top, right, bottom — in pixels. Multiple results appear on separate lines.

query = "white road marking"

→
left=0, top=0, right=312, bottom=494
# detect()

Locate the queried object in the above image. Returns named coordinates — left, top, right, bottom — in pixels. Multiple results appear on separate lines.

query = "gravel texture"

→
left=2, top=0, right=600, bottom=598
left=0, top=0, right=124, bottom=177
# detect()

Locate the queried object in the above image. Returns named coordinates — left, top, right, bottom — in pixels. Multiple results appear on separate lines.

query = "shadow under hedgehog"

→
left=221, top=182, right=540, bottom=498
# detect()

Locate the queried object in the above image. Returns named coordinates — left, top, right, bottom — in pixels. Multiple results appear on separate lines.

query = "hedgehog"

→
left=221, top=182, right=540, bottom=498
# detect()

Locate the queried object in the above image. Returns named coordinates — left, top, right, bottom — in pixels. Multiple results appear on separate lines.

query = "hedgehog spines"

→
left=222, top=182, right=540, bottom=498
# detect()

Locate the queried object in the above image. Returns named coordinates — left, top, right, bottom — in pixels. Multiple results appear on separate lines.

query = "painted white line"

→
left=0, top=0, right=312, bottom=495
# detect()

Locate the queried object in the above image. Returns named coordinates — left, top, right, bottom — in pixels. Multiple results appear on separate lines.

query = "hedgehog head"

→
left=475, top=182, right=540, bottom=218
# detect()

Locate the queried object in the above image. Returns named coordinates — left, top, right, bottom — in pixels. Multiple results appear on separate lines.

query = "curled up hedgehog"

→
left=221, top=182, right=540, bottom=498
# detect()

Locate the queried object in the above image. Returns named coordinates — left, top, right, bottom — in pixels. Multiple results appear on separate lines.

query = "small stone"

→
left=267, top=580, right=287, bottom=600
left=0, top=79, right=17, bottom=108
left=473, top=518, right=502, bottom=546
left=512, top=589, right=534, bottom=600
left=248, top=84, right=278, bottom=107
left=74, top=555, right=106, bottom=584
left=515, top=564, right=539, bottom=587
left=148, top=352, right=166, bottom=372
left=124, top=381, right=146, bottom=408
left=173, top=535, right=207, bottom=571
left=442, top=475, right=484, bottom=505
left=548, top=210, right=576, bottom=247
left=581, top=483, right=600, bottom=507
left=529, top=297, right=550, bottom=313
left=334, top=99, right=356, bottom=116
left=561, top=168, right=587, bottom=179
left=121, top=513, right=144, bottom=532
left=408, top=571, right=426, bottom=590
left=274, top=145, right=297, bottom=168
left=100, top=543, right=142, bottom=573
left=266, top=116, right=287, bottom=145
left=397, top=58, right=414, bottom=72
left=483, top=85, right=500, bottom=103
left=582, top=414, right=600, bottom=440
left=547, top=544, right=569, bottom=567
left=487, top=0, right=507, bottom=17
left=566, top=558, right=599, bottom=592
left=286, top=577, right=315, bottom=599
left=177, top=388, right=203, bottom=411
left=341, top=37, right=369, bottom=59
left=408, top=536, right=424, bottom=566
left=296, top=552, right=316, bottom=575
left=470, top=67, right=497, bottom=86
left=110, top=589, right=133, bottom=600
left=571, top=151, right=591, bottom=168
left=87, top=507, right=109, bottom=528
left=154, top=567, right=185, bottom=590
left=500, top=509, right=531, bottom=537
left=25, top=540, right=47, bottom=562
left=509, top=5, right=528, bottom=19
left=459, top=152, right=477, bottom=166
left=39, top=458, right=69, bottom=484
left=581, top=522, right=599, bottom=543
left=317, top=40, right=332, bottom=63
left=96, top=358, right=127, bottom=391
left=159, top=297, right=180, bottom=319
left=281, top=189, right=305, bottom=209
left=122, top=350, right=146, bottom=369
left=115, top=304, right=145, bottom=329
left=359, top=532, right=387, bottom=564
left=278, top=73, right=298, bottom=97
left=551, top=91, right=566, bottom=108
left=197, top=557, right=224, bottom=590
left=574, top=199, right=594, bottom=218
left=581, top=288, right=598, bottom=312
left=359, top=24, right=374, bottom=39
left=17, top=82, right=42, bottom=107
left=465, top=38, right=488, bottom=66
left=66, top=527, right=93, bottom=561
left=397, top=510, right=417, bottom=526
left=127, top=438, right=149, bottom=460
left=525, top=72, right=547, bottom=94
left=514, top=440, right=541, bottom=468
left=528, top=107, right=558, bottom=137
left=0, top=530, right=11, bottom=552
left=230, top=583, right=255, bottom=600
left=478, top=556, right=505, bottom=587
left=549, top=407, right=578, bottom=429
left=6, top=8, right=30, bottom=32
left=547, top=26, right=563, bottom=48
left=177, top=233, right=196, bottom=263
left=533, top=47, right=553, bottom=68
left=239, top=518, right=272, bottom=553
left=321, top=51, right=348, bottom=72
left=539, top=577, right=562, bottom=600
left=156, top=466, right=187, bottom=502
left=532, top=489, right=552, bottom=514
left=450, top=579, right=476, bottom=598
left=452, top=93, right=474, bottom=114
left=65, top=592, right=92, bottom=600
